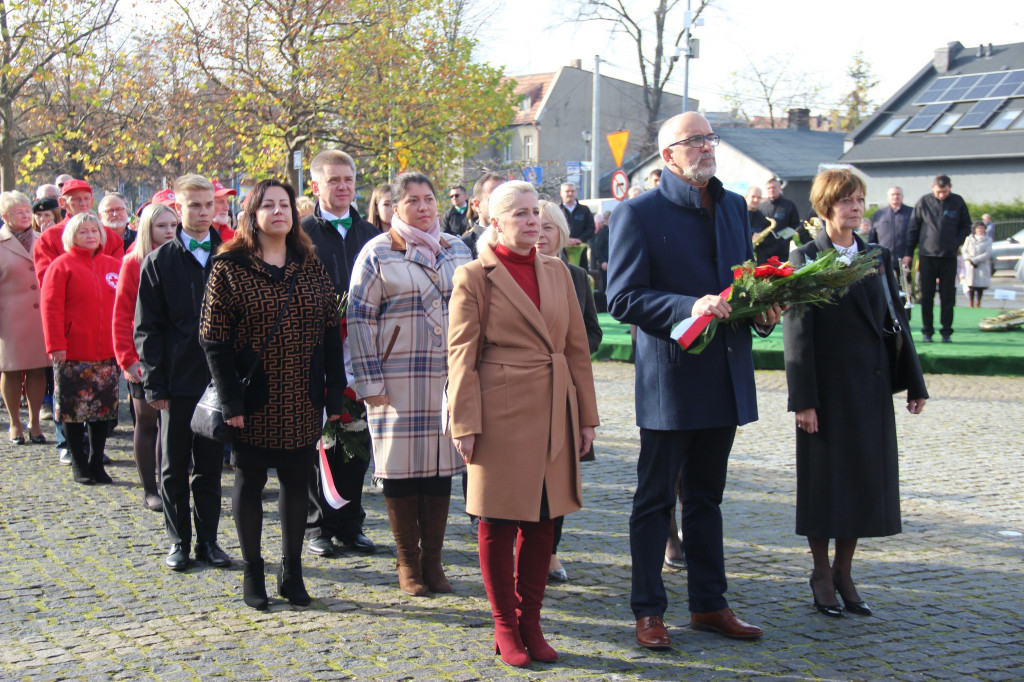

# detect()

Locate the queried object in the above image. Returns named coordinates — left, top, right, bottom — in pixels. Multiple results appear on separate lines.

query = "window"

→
left=523, top=135, right=533, bottom=161
left=904, top=103, right=951, bottom=132
left=988, top=109, right=1021, bottom=131
left=876, top=117, right=908, bottom=136
left=519, top=96, right=532, bottom=112
left=1010, top=113, right=1024, bottom=131
left=929, top=112, right=961, bottom=134
left=503, top=141, right=512, bottom=163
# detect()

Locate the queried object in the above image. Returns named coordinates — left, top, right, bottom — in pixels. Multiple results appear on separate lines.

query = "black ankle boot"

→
left=89, top=452, right=112, bottom=484
left=243, top=559, right=268, bottom=610
left=70, top=446, right=94, bottom=485
left=277, top=558, right=311, bottom=606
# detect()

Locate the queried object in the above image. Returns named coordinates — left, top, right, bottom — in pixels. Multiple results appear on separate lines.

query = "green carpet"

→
left=593, top=307, right=1024, bottom=376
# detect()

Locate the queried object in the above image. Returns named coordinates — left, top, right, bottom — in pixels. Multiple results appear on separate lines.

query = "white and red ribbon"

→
left=318, top=439, right=350, bottom=509
left=670, top=286, right=733, bottom=350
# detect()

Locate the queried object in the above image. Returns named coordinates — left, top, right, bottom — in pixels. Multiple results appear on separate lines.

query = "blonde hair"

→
left=0, top=190, right=31, bottom=218
left=61, top=212, right=106, bottom=252
left=486, top=181, right=537, bottom=248
left=173, top=174, right=214, bottom=195
left=296, top=196, right=315, bottom=218
left=538, top=199, right=570, bottom=252
left=131, top=203, right=178, bottom=263
left=310, top=149, right=356, bottom=180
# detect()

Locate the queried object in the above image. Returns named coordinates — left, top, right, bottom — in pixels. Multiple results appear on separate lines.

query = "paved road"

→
left=2, top=364, right=1023, bottom=680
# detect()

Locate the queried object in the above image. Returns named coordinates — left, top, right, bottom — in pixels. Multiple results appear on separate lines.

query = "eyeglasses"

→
left=669, top=134, right=720, bottom=149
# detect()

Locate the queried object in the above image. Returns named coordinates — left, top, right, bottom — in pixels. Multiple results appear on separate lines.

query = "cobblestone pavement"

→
left=2, top=364, right=1023, bottom=680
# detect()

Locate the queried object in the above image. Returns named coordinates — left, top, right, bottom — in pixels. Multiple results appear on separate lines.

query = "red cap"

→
left=152, top=189, right=176, bottom=206
left=61, top=179, right=92, bottom=196
left=212, top=180, right=237, bottom=198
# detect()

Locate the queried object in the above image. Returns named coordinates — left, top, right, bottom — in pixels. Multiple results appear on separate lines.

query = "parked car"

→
left=991, top=229, right=1024, bottom=272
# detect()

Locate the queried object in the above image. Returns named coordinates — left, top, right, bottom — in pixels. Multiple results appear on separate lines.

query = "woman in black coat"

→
left=784, top=169, right=928, bottom=618
left=200, top=179, right=346, bottom=610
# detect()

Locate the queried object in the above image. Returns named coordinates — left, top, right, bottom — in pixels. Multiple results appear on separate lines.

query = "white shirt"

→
left=180, top=232, right=212, bottom=267
left=321, top=207, right=351, bottom=240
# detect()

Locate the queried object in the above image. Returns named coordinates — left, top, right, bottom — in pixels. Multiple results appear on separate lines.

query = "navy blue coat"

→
left=607, top=168, right=762, bottom=430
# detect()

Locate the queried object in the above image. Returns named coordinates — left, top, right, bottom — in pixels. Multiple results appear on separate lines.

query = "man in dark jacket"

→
left=608, top=112, right=779, bottom=651
left=441, top=185, right=468, bottom=236
left=301, top=149, right=379, bottom=557
left=758, top=178, right=800, bottom=261
left=905, top=175, right=972, bottom=342
left=136, top=174, right=231, bottom=572
left=461, top=172, right=505, bottom=259
left=869, top=186, right=913, bottom=265
left=559, top=182, right=595, bottom=270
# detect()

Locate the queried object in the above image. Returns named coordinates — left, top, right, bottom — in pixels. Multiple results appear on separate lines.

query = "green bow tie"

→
left=330, top=217, right=352, bottom=230
left=188, top=238, right=211, bottom=252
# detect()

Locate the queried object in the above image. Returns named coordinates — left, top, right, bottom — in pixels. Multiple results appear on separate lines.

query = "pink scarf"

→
left=391, top=214, right=443, bottom=266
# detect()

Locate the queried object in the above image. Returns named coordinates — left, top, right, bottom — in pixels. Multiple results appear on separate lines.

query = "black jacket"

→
left=135, top=226, right=222, bottom=401
left=748, top=209, right=775, bottom=264
left=908, top=192, right=971, bottom=258
left=301, top=204, right=379, bottom=296
left=759, top=196, right=801, bottom=260
left=442, top=206, right=468, bottom=236
left=560, top=202, right=596, bottom=243
left=869, top=204, right=914, bottom=260
left=461, top=222, right=488, bottom=260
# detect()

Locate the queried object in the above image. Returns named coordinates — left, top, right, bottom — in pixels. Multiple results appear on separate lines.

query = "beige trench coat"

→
left=447, top=243, right=599, bottom=521
left=0, top=227, right=49, bottom=372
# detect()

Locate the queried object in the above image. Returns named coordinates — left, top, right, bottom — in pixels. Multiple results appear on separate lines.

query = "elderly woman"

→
left=367, top=183, right=394, bottom=233
left=447, top=181, right=599, bottom=667
left=40, top=213, right=122, bottom=484
left=113, top=203, right=179, bottom=510
left=200, top=180, right=345, bottom=610
left=785, top=168, right=928, bottom=618
left=962, top=221, right=992, bottom=308
left=348, top=172, right=471, bottom=596
left=535, top=199, right=601, bottom=583
left=0, top=191, right=50, bottom=444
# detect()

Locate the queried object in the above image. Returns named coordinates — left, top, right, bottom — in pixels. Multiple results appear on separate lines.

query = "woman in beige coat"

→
left=962, top=221, right=992, bottom=307
left=0, top=191, right=50, bottom=444
left=447, top=181, right=599, bottom=668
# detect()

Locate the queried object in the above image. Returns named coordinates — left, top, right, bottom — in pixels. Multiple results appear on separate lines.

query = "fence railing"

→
left=993, top=220, right=1024, bottom=241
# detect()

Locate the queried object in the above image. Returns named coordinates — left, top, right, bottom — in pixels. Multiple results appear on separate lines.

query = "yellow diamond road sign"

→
left=607, top=130, right=629, bottom=169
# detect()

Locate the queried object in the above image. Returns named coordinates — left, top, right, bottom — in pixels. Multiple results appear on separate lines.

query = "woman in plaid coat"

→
left=348, top=172, right=472, bottom=597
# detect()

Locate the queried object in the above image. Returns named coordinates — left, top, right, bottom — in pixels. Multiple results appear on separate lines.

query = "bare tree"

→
left=723, top=55, right=826, bottom=128
left=569, top=0, right=713, bottom=157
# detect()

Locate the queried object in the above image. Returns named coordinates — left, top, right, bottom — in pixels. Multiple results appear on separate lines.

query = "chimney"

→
left=788, top=108, right=811, bottom=131
left=977, top=44, right=985, bottom=58
left=986, top=43, right=993, bottom=58
left=569, top=59, right=582, bottom=70
left=933, top=41, right=963, bottom=74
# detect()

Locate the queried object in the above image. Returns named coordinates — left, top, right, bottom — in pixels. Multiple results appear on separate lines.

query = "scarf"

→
left=391, top=214, right=443, bottom=266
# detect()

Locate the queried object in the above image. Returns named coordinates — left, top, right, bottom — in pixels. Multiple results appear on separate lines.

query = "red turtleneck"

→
left=494, top=243, right=540, bottom=309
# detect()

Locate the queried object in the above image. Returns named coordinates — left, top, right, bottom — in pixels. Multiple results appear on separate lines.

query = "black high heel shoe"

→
left=809, top=576, right=843, bottom=617
left=834, top=579, right=872, bottom=616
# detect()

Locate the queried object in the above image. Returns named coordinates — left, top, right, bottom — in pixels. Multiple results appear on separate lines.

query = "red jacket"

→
left=34, top=219, right=124, bottom=287
left=112, top=255, right=142, bottom=370
left=40, top=246, right=121, bottom=361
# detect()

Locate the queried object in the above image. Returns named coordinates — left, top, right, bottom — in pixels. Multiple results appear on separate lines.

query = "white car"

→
left=991, top=229, right=1024, bottom=272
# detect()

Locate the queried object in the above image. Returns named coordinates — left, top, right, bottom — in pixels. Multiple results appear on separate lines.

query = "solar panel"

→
left=965, top=72, right=1008, bottom=100
left=992, top=70, right=1024, bottom=97
left=914, top=76, right=958, bottom=105
left=988, top=109, right=1021, bottom=131
left=942, top=74, right=983, bottom=101
left=954, top=98, right=1006, bottom=129
left=904, top=103, right=951, bottom=132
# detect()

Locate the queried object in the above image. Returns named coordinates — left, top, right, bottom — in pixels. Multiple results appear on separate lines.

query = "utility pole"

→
left=682, top=0, right=691, bottom=113
left=591, top=55, right=600, bottom=200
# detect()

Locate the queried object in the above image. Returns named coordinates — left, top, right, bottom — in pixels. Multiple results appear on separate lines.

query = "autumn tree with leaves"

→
left=840, top=51, right=878, bottom=132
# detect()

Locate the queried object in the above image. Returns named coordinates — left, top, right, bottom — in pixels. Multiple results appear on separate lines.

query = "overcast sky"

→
left=475, top=0, right=1022, bottom=115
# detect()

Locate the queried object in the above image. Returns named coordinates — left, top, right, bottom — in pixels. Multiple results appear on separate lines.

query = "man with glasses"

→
left=608, top=112, right=779, bottom=650
left=98, top=192, right=136, bottom=252
left=441, top=185, right=468, bottom=236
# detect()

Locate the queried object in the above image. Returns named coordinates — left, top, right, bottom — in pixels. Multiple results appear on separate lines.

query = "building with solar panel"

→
left=841, top=41, right=1024, bottom=206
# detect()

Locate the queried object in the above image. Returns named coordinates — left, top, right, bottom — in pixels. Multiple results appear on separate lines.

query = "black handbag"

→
left=191, top=271, right=298, bottom=443
left=879, top=263, right=910, bottom=394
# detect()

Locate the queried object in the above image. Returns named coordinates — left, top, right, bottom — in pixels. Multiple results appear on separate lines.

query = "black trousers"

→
left=160, top=396, right=224, bottom=546
left=918, top=255, right=957, bottom=338
left=630, top=426, right=736, bottom=618
left=306, top=448, right=369, bottom=541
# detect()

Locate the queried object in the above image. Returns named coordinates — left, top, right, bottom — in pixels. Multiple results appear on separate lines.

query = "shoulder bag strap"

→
left=241, top=269, right=299, bottom=387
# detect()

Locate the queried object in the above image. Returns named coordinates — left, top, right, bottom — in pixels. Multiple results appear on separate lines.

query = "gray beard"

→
left=682, top=156, right=716, bottom=186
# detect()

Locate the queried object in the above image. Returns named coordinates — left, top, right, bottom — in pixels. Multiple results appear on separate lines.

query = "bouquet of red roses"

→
left=671, top=250, right=879, bottom=354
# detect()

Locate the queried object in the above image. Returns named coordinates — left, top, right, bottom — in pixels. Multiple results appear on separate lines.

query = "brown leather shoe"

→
left=635, top=615, right=671, bottom=649
left=690, top=608, right=763, bottom=639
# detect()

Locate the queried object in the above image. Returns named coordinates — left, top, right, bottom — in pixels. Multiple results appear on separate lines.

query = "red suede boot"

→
left=515, top=519, right=558, bottom=662
left=478, top=521, right=531, bottom=668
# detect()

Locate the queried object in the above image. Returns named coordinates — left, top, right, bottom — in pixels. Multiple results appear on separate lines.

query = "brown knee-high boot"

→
left=419, top=494, right=452, bottom=593
left=385, top=496, right=427, bottom=596
left=515, top=519, right=558, bottom=662
left=478, top=520, right=530, bottom=668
